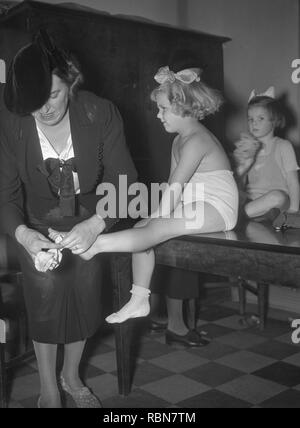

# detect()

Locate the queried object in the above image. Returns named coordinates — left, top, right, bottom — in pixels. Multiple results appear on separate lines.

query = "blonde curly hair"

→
left=151, top=75, right=223, bottom=120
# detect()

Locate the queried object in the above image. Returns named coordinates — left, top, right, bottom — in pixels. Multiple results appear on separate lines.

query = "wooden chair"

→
left=238, top=278, right=269, bottom=330
left=0, top=236, right=34, bottom=408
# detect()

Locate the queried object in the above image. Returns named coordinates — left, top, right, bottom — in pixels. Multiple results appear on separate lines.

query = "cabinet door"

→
left=29, top=7, right=141, bottom=166
left=1, top=2, right=227, bottom=187
left=0, top=13, right=32, bottom=110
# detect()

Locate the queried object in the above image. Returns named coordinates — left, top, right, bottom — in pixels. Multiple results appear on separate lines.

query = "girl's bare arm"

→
left=153, top=136, right=206, bottom=218
left=286, top=170, right=300, bottom=212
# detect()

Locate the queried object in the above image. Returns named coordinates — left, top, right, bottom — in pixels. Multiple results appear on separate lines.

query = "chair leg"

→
left=110, top=254, right=132, bottom=396
left=19, top=313, right=27, bottom=355
left=16, top=273, right=27, bottom=354
left=238, top=278, right=247, bottom=316
left=258, top=283, right=269, bottom=330
left=0, top=343, right=7, bottom=408
left=114, top=323, right=132, bottom=396
left=186, top=299, right=197, bottom=330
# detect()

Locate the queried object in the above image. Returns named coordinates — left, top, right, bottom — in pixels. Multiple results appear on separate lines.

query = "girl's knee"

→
left=244, top=203, right=250, bottom=217
left=243, top=201, right=257, bottom=218
left=269, top=190, right=289, bottom=208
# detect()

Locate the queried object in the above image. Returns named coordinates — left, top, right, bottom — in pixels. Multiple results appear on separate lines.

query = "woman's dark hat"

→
left=4, top=30, right=68, bottom=115
left=4, top=43, right=52, bottom=115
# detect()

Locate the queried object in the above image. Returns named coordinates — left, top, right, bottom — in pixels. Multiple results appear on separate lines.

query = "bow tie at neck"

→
left=44, top=157, right=77, bottom=217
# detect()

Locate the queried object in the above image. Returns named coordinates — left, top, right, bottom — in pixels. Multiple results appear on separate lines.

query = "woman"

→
left=0, top=31, right=137, bottom=407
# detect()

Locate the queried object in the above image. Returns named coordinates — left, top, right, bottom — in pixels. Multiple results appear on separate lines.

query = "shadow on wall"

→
left=276, top=93, right=298, bottom=140
left=278, top=93, right=300, bottom=162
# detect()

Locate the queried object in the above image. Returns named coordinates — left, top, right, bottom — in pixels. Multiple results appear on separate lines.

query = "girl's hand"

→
left=15, top=225, right=59, bottom=261
left=233, top=133, right=262, bottom=176
left=234, top=133, right=262, bottom=159
left=235, top=158, right=254, bottom=177
left=233, top=148, right=255, bottom=175
left=58, top=215, right=106, bottom=255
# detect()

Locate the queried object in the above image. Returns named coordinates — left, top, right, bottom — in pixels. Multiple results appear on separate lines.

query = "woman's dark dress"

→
left=0, top=91, right=137, bottom=344
left=17, top=206, right=106, bottom=344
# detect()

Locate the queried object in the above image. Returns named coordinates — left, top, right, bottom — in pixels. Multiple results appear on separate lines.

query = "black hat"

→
left=4, top=43, right=52, bottom=115
left=4, top=30, right=68, bottom=116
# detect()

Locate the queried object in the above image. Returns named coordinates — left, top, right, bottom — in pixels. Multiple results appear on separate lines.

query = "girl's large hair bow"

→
left=154, top=66, right=200, bottom=85
left=248, top=86, right=275, bottom=102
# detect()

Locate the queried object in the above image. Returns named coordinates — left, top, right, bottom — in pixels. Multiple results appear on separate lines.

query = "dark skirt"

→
left=18, top=205, right=104, bottom=344
left=151, top=265, right=200, bottom=299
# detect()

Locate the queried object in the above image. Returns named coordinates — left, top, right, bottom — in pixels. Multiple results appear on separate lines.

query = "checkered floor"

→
left=6, top=301, right=300, bottom=408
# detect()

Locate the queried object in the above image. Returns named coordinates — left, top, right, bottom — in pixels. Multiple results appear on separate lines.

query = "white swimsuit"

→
left=180, top=169, right=239, bottom=231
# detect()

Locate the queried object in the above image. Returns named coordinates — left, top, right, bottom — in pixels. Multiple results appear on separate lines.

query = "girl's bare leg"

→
left=82, top=202, right=225, bottom=259
left=245, top=190, right=289, bottom=218
left=101, top=202, right=226, bottom=324
left=105, top=248, right=154, bottom=323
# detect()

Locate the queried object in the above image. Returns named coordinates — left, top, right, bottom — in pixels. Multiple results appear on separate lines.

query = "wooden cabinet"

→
left=0, top=0, right=230, bottom=184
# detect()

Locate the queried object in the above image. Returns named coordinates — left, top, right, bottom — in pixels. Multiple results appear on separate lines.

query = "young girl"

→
left=51, top=66, right=239, bottom=324
left=234, top=87, right=300, bottom=223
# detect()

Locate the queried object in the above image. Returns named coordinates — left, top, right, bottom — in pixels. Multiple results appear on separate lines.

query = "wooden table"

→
left=110, top=220, right=300, bottom=395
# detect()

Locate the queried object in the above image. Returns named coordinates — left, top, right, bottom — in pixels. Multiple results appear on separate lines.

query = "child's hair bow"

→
left=154, top=66, right=200, bottom=85
left=248, top=86, right=275, bottom=102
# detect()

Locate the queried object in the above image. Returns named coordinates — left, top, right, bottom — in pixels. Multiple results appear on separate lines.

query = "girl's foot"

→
left=106, top=295, right=150, bottom=324
left=79, top=236, right=105, bottom=260
left=79, top=244, right=97, bottom=261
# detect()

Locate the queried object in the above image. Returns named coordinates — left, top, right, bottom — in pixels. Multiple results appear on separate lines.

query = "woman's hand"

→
left=34, top=249, right=62, bottom=272
left=58, top=215, right=106, bottom=255
left=15, top=225, right=59, bottom=260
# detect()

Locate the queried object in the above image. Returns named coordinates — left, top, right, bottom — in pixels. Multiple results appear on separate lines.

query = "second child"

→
left=234, top=87, right=300, bottom=224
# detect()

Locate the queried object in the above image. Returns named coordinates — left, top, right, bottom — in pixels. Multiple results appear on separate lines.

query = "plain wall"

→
left=29, top=0, right=180, bottom=25
left=186, top=0, right=299, bottom=144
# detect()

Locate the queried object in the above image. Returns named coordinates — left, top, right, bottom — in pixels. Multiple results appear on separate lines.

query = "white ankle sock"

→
left=130, top=284, right=151, bottom=298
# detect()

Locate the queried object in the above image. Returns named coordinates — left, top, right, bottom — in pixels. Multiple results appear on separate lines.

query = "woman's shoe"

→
left=165, top=329, right=210, bottom=347
left=148, top=319, right=168, bottom=333
left=60, top=375, right=102, bottom=408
